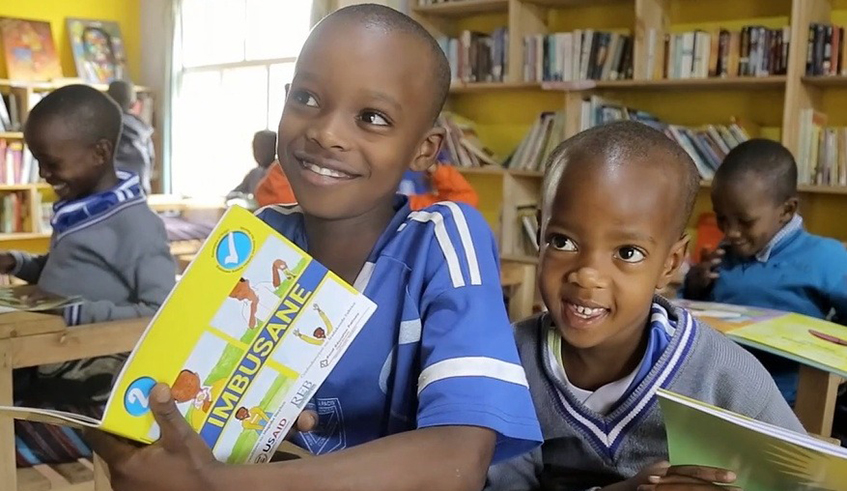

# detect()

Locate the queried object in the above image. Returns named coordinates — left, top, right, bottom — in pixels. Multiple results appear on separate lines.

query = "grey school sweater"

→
left=486, top=297, right=805, bottom=491
left=10, top=190, right=175, bottom=403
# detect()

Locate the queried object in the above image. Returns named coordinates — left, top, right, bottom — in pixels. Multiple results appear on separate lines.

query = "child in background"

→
left=107, top=80, right=155, bottom=194
left=486, top=122, right=803, bottom=491
left=683, top=138, right=847, bottom=406
left=0, top=84, right=175, bottom=465
left=397, top=163, right=479, bottom=210
left=230, top=130, right=278, bottom=198
left=88, top=6, right=541, bottom=491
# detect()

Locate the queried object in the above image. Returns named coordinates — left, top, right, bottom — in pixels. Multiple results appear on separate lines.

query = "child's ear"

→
left=656, top=234, right=690, bottom=291
left=94, top=139, right=114, bottom=167
left=409, top=126, right=445, bottom=172
left=781, top=196, right=799, bottom=222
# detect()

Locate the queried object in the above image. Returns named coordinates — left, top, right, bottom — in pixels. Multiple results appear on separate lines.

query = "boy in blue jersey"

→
left=486, top=122, right=803, bottom=491
left=683, top=139, right=847, bottom=406
left=87, top=5, right=542, bottom=491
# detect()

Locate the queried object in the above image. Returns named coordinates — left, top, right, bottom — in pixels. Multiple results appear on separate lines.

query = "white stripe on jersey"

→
left=399, top=319, right=422, bottom=344
left=354, top=261, right=376, bottom=292
left=417, top=357, right=529, bottom=395
left=409, top=211, right=465, bottom=288
left=438, top=202, right=481, bottom=286
left=255, top=204, right=302, bottom=216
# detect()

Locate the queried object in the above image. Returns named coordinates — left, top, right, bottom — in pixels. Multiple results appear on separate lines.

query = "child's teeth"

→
left=306, top=162, right=345, bottom=178
left=575, top=305, right=602, bottom=316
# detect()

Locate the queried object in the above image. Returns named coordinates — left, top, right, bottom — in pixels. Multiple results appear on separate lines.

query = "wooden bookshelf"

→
left=0, top=232, right=50, bottom=242
left=413, top=0, right=847, bottom=318
left=0, top=79, right=151, bottom=93
left=0, top=132, right=23, bottom=140
left=413, top=0, right=508, bottom=16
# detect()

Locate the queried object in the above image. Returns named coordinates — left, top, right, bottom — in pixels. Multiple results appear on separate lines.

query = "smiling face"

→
left=25, top=115, right=115, bottom=201
left=278, top=20, right=444, bottom=220
left=711, top=171, right=796, bottom=258
left=539, top=153, right=688, bottom=353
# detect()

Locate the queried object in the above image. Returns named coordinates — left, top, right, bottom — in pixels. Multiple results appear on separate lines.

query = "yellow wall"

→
left=0, top=0, right=141, bottom=81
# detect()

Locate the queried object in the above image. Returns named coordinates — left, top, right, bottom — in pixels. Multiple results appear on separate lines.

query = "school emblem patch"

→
left=297, top=398, right=346, bottom=454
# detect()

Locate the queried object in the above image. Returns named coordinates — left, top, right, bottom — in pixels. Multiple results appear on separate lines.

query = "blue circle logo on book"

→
left=215, top=231, right=252, bottom=270
left=124, top=377, right=157, bottom=416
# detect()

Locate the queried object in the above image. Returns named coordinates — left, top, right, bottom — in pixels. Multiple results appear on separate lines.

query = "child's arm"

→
left=90, top=385, right=497, bottom=491
left=408, top=165, right=478, bottom=210
left=65, top=239, right=175, bottom=326
left=681, top=248, right=724, bottom=300
left=0, top=251, right=49, bottom=284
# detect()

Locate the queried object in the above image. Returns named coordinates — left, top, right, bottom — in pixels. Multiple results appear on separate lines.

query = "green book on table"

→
left=658, top=389, right=847, bottom=491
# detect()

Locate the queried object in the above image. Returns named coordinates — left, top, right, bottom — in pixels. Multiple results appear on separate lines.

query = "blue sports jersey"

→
left=256, top=196, right=542, bottom=463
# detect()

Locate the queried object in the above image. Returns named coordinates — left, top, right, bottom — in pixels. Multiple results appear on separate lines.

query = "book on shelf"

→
left=662, top=26, right=789, bottom=80
left=522, top=30, right=633, bottom=83
left=503, top=111, right=566, bottom=172
left=0, top=190, right=28, bottom=233
left=436, top=112, right=500, bottom=168
left=0, top=139, right=38, bottom=185
left=796, top=108, right=847, bottom=186
left=0, top=205, right=376, bottom=465
left=577, top=95, right=751, bottom=179
left=673, top=299, right=847, bottom=378
left=658, top=389, right=847, bottom=491
left=437, top=28, right=508, bottom=84
left=806, top=23, right=846, bottom=76
left=516, top=204, right=539, bottom=255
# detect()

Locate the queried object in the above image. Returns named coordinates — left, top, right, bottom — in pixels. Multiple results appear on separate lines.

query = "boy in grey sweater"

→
left=486, top=121, right=804, bottom=491
left=0, top=85, right=175, bottom=465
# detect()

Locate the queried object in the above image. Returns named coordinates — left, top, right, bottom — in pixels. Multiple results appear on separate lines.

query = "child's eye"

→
left=360, top=111, right=390, bottom=126
left=291, top=91, right=318, bottom=108
left=616, top=246, right=646, bottom=263
left=547, top=234, right=577, bottom=252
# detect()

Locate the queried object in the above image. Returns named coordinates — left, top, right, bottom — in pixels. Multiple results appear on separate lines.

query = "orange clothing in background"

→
left=255, top=162, right=295, bottom=207
left=407, top=164, right=478, bottom=210
left=254, top=162, right=479, bottom=211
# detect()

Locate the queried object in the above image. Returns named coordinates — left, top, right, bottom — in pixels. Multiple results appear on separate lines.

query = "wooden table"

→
left=0, top=312, right=149, bottom=491
left=678, top=300, right=845, bottom=438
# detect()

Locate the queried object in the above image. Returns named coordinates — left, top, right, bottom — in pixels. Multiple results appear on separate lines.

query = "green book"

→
left=657, top=389, right=847, bottom=491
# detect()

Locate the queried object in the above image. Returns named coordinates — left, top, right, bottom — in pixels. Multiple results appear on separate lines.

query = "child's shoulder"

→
left=801, top=230, right=847, bottom=257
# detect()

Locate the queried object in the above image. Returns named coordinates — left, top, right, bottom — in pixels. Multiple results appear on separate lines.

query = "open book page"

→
left=0, top=406, right=101, bottom=429
left=658, top=389, right=847, bottom=491
left=673, top=299, right=847, bottom=377
left=0, top=284, right=82, bottom=314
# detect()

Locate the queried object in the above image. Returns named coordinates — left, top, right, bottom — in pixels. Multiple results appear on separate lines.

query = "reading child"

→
left=0, top=84, right=175, bottom=465
left=683, top=138, right=847, bottom=405
left=486, top=122, right=804, bottom=491
left=107, top=80, right=155, bottom=194
left=230, top=130, right=278, bottom=197
left=88, top=5, right=542, bottom=491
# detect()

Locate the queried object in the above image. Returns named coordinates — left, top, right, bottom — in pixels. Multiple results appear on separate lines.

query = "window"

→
left=171, top=0, right=312, bottom=197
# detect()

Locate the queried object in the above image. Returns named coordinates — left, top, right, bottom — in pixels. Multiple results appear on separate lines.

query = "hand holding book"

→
left=87, top=383, right=318, bottom=491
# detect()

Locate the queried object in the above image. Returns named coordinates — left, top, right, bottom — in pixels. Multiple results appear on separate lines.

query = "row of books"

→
left=663, top=26, right=790, bottom=80
left=0, top=191, right=28, bottom=234
left=436, top=112, right=499, bottom=168
left=806, top=23, right=847, bottom=76
left=522, top=31, right=633, bottom=83
left=438, top=28, right=509, bottom=84
left=0, top=139, right=38, bottom=185
left=797, top=109, right=847, bottom=186
left=0, top=94, right=21, bottom=133
left=576, top=96, right=751, bottom=179
left=504, top=111, right=566, bottom=172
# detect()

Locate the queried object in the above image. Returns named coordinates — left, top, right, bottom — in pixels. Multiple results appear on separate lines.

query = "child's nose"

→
left=306, top=113, right=349, bottom=151
left=566, top=266, right=609, bottom=290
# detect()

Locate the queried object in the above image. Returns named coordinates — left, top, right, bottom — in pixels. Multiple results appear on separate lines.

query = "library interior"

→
left=0, top=1, right=846, bottom=490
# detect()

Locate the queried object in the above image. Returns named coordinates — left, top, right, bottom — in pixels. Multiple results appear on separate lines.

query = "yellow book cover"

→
left=0, top=205, right=377, bottom=464
left=658, top=389, right=847, bottom=491
left=673, top=299, right=847, bottom=378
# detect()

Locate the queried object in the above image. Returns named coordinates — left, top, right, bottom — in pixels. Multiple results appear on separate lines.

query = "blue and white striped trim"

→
left=63, top=303, right=83, bottom=326
left=417, top=356, right=529, bottom=395
left=406, top=205, right=482, bottom=289
left=53, top=196, right=146, bottom=244
left=547, top=304, right=696, bottom=457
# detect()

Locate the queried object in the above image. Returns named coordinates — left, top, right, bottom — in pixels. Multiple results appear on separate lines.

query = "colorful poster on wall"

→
left=0, top=17, right=62, bottom=82
left=66, top=18, right=129, bottom=84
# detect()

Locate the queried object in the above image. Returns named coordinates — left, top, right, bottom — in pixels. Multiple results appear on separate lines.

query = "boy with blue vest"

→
left=486, top=122, right=803, bottom=491
left=0, top=85, right=175, bottom=465
left=87, top=5, right=542, bottom=491
left=683, top=138, right=847, bottom=406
